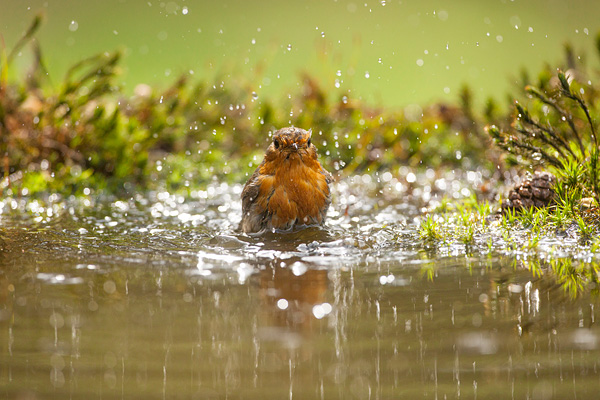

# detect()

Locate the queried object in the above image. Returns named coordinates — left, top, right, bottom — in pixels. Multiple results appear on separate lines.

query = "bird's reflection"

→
left=259, top=263, right=329, bottom=334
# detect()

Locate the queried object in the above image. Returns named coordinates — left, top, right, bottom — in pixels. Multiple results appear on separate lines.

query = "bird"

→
left=240, top=127, right=333, bottom=233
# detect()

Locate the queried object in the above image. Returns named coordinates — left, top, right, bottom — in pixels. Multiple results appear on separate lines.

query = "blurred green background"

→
left=2, top=0, right=599, bottom=106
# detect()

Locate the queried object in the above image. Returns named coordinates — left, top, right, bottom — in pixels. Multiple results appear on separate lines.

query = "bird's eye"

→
left=307, top=138, right=311, bottom=146
left=274, top=139, right=280, bottom=149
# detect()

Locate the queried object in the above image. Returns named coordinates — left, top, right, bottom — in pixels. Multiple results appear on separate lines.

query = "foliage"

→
left=487, top=44, right=600, bottom=205
left=419, top=214, right=441, bottom=240
left=419, top=194, right=492, bottom=249
left=0, top=15, right=494, bottom=197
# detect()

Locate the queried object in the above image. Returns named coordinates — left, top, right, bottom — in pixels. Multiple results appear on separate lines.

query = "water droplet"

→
left=509, top=15, right=521, bottom=30
left=312, top=303, right=332, bottom=319
left=364, top=71, right=370, bottom=79
left=68, top=20, right=78, bottom=32
left=277, top=299, right=289, bottom=310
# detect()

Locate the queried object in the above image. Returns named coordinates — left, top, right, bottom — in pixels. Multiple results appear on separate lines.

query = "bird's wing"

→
left=241, top=167, right=262, bottom=214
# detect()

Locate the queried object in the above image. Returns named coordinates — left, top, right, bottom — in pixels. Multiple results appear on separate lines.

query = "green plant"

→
left=550, top=199, right=571, bottom=230
left=531, top=207, right=549, bottom=234
left=524, top=231, right=540, bottom=250
left=488, top=65, right=599, bottom=203
left=419, top=215, right=442, bottom=240
left=474, top=199, right=491, bottom=218
left=519, top=206, right=536, bottom=228
left=501, top=207, right=519, bottom=228
left=575, top=214, right=596, bottom=240
left=461, top=223, right=475, bottom=245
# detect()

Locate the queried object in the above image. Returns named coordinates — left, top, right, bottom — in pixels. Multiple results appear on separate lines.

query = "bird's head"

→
left=264, top=127, right=317, bottom=163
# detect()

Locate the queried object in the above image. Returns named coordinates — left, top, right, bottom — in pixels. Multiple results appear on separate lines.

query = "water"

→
left=1, top=177, right=599, bottom=399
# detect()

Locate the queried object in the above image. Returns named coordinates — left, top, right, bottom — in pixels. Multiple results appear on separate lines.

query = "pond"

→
left=1, top=175, right=599, bottom=399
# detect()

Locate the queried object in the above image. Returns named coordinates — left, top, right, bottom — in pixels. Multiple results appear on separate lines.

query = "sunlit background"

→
left=2, top=0, right=600, bottom=106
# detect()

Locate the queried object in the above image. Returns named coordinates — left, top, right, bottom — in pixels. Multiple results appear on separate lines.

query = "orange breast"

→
left=262, top=160, right=329, bottom=230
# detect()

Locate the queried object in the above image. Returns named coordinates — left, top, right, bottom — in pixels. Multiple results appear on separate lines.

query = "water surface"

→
left=1, top=176, right=599, bottom=399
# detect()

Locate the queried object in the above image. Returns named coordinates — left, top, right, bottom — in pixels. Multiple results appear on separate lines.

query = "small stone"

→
left=580, top=197, right=596, bottom=210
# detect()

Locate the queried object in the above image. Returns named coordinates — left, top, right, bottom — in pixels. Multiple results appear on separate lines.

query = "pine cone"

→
left=502, top=171, right=556, bottom=212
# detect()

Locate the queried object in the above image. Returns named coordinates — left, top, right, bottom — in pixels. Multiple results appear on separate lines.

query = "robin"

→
left=240, top=127, right=333, bottom=233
